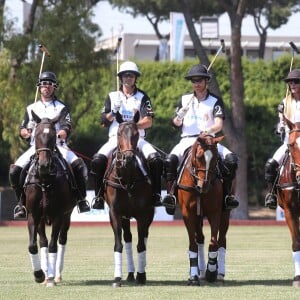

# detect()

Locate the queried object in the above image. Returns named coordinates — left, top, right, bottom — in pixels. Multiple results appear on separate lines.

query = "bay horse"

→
left=277, top=117, right=300, bottom=288
left=24, top=109, right=76, bottom=287
left=104, top=111, right=154, bottom=287
left=176, top=133, right=230, bottom=286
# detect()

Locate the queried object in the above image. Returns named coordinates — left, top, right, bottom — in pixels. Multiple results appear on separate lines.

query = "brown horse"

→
left=104, top=111, right=154, bottom=287
left=24, top=109, right=76, bottom=287
left=277, top=117, right=300, bottom=288
left=176, top=133, right=230, bottom=286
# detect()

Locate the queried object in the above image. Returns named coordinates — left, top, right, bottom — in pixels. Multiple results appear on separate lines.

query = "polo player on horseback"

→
left=9, top=71, right=90, bottom=219
left=265, top=69, right=300, bottom=209
left=162, top=64, right=239, bottom=215
left=90, top=61, right=163, bottom=209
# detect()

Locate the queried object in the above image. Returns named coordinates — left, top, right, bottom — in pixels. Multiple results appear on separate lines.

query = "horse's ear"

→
left=31, top=110, right=41, bottom=123
left=115, top=111, right=124, bottom=124
left=133, top=110, right=140, bottom=123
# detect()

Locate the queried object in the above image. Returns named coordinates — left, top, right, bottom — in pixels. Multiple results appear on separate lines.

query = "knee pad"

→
left=71, top=158, right=88, bottom=179
left=90, top=154, right=108, bottom=176
left=223, top=153, right=238, bottom=179
left=147, top=152, right=163, bottom=170
left=264, top=158, right=279, bottom=182
left=164, top=154, right=179, bottom=181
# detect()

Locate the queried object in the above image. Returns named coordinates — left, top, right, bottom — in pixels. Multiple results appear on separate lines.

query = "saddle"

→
left=21, top=148, right=75, bottom=190
left=104, top=147, right=150, bottom=189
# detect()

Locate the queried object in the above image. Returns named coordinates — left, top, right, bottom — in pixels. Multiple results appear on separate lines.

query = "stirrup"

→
left=265, top=193, right=277, bottom=210
left=153, top=193, right=163, bottom=207
left=162, top=194, right=176, bottom=215
left=13, top=205, right=27, bottom=220
left=77, top=199, right=90, bottom=213
left=224, top=195, right=239, bottom=210
left=91, top=196, right=105, bottom=210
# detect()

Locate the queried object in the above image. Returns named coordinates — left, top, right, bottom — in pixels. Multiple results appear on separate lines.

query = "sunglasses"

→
left=40, top=81, right=55, bottom=86
left=191, top=78, right=205, bottom=84
left=122, top=73, right=136, bottom=78
left=287, top=79, right=300, bottom=85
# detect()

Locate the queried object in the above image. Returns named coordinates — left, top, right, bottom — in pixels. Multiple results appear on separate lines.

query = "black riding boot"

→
left=71, top=158, right=90, bottom=213
left=264, top=158, right=279, bottom=209
left=222, top=153, right=239, bottom=209
left=9, top=165, right=27, bottom=219
left=162, top=154, right=178, bottom=215
left=90, top=154, right=108, bottom=210
left=147, top=153, right=163, bottom=207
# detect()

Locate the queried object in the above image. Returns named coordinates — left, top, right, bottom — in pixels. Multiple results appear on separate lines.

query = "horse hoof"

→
left=199, top=270, right=206, bottom=280
left=187, top=275, right=200, bottom=286
left=34, top=270, right=45, bottom=283
left=112, top=277, right=122, bottom=288
left=217, top=274, right=225, bottom=285
left=126, top=272, right=135, bottom=282
left=46, top=277, right=56, bottom=287
left=55, top=276, right=62, bottom=283
left=293, top=275, right=300, bottom=288
left=205, top=270, right=217, bottom=283
left=136, top=272, right=146, bottom=285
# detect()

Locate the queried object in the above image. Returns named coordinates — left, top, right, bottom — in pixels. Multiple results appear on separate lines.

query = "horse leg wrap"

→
left=218, top=247, right=226, bottom=276
left=114, top=251, right=122, bottom=279
left=29, top=253, right=41, bottom=271
left=137, top=251, right=146, bottom=273
left=207, top=251, right=218, bottom=272
left=56, top=244, right=66, bottom=279
left=293, top=251, right=300, bottom=276
left=48, top=252, right=57, bottom=279
left=125, top=242, right=135, bottom=273
left=189, top=251, right=198, bottom=277
left=197, top=243, right=206, bottom=274
left=40, top=247, right=48, bottom=276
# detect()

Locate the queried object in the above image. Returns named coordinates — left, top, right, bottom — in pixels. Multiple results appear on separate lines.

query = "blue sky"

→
left=5, top=0, right=300, bottom=39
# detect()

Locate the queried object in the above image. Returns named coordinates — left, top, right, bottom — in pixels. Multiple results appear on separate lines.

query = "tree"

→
left=247, top=0, right=300, bottom=59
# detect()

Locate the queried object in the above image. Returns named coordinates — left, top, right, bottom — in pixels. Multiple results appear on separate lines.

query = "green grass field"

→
left=0, top=223, right=300, bottom=300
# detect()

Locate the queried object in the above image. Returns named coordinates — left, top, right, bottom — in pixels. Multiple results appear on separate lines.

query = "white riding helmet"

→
left=117, top=61, right=141, bottom=77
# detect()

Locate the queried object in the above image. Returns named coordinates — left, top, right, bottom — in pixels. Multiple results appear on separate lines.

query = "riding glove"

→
left=176, top=106, right=189, bottom=120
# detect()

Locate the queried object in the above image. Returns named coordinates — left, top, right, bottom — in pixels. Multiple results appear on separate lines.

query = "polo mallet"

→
left=207, top=39, right=225, bottom=71
left=284, top=41, right=300, bottom=117
left=114, top=37, right=122, bottom=91
left=34, top=44, right=51, bottom=102
left=187, top=39, right=225, bottom=107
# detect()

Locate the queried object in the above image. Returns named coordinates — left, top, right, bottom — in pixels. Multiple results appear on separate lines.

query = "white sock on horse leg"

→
left=189, top=251, right=198, bottom=277
left=125, top=242, right=135, bottom=273
left=56, top=244, right=66, bottom=278
left=197, top=243, right=206, bottom=272
left=137, top=251, right=146, bottom=273
left=114, top=251, right=122, bottom=278
left=40, top=247, right=48, bottom=276
left=29, top=253, right=41, bottom=271
left=218, top=247, right=226, bottom=275
left=293, top=251, right=300, bottom=276
left=48, top=252, right=57, bottom=279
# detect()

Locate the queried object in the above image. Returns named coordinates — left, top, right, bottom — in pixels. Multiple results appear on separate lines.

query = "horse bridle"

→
left=288, top=129, right=300, bottom=182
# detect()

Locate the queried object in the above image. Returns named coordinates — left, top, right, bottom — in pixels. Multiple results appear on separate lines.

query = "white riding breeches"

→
left=97, top=136, right=157, bottom=159
left=15, top=143, right=78, bottom=168
left=170, top=136, right=232, bottom=163
left=272, top=143, right=288, bottom=165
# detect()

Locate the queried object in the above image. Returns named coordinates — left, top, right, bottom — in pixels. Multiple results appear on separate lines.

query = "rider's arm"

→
left=100, top=94, right=115, bottom=127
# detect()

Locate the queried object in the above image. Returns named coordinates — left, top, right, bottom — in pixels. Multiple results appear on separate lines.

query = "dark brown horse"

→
left=176, top=133, right=230, bottom=286
left=104, top=111, right=154, bottom=287
left=24, top=109, right=76, bottom=287
left=277, top=117, right=300, bottom=288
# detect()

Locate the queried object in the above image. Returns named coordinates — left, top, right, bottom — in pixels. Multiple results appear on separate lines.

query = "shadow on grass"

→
left=63, top=278, right=294, bottom=287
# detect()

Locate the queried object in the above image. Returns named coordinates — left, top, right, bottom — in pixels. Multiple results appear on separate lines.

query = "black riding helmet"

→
left=185, top=64, right=211, bottom=80
left=36, top=71, right=59, bottom=88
